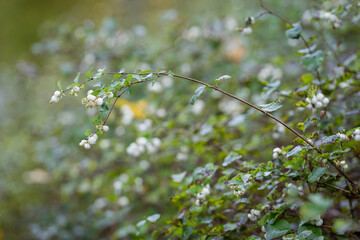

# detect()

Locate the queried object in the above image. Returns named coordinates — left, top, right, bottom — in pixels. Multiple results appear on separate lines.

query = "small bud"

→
left=103, top=125, right=109, bottom=132
left=54, top=91, right=61, bottom=97
left=84, top=143, right=91, bottom=149
left=319, top=110, right=326, bottom=119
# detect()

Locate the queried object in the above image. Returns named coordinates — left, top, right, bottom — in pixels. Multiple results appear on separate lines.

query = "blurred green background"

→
left=2, top=0, right=358, bottom=239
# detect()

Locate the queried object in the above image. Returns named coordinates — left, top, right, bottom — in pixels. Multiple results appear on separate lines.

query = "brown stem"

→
left=69, top=70, right=357, bottom=191
left=321, top=182, right=352, bottom=195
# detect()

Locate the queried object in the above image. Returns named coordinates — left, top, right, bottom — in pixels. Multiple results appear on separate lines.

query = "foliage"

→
left=1, top=0, right=360, bottom=239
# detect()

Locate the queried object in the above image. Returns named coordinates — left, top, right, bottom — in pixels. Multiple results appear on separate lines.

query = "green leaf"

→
left=265, top=219, right=291, bottom=240
left=85, top=68, right=92, bottom=78
left=299, top=230, right=313, bottom=239
left=190, top=85, right=206, bottom=105
left=301, top=73, right=313, bottom=84
left=168, top=70, right=174, bottom=77
left=91, top=115, right=102, bottom=124
left=223, top=223, right=237, bottom=232
left=147, top=213, right=160, bottom=223
left=286, top=146, right=303, bottom=157
left=223, top=152, right=242, bottom=167
left=286, top=23, right=302, bottom=39
left=301, top=50, right=324, bottom=71
left=182, top=226, right=193, bottom=239
left=308, top=167, right=326, bottom=183
left=140, top=69, right=152, bottom=74
left=298, top=224, right=322, bottom=240
left=136, top=219, right=147, bottom=228
left=73, top=72, right=81, bottom=83
left=85, top=129, right=92, bottom=136
left=113, top=73, right=121, bottom=79
left=99, top=105, right=109, bottom=119
left=57, top=80, right=62, bottom=90
left=171, top=171, right=187, bottom=183
left=300, top=194, right=332, bottom=220
left=259, top=99, right=283, bottom=112
left=297, top=122, right=305, bottom=132
left=248, top=236, right=262, bottom=240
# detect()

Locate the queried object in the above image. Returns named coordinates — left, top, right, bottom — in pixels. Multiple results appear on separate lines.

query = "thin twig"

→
left=102, top=71, right=358, bottom=190
left=258, top=0, right=322, bottom=82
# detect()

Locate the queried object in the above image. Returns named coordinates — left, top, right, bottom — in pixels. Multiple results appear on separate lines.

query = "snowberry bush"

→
left=1, top=0, right=360, bottom=239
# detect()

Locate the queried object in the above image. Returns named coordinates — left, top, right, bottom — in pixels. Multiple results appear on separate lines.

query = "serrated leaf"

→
left=308, top=167, right=326, bottom=183
left=147, top=213, right=160, bottom=223
left=286, top=23, right=302, bottom=39
left=85, top=129, right=92, bottom=136
left=223, top=152, right=242, bottom=167
left=171, top=171, right=187, bottom=183
left=73, top=72, right=81, bottom=83
left=286, top=146, right=303, bottom=157
left=265, top=219, right=291, bottom=240
left=301, top=50, right=324, bottom=71
left=259, top=99, right=283, bottom=112
left=190, top=85, right=206, bottom=105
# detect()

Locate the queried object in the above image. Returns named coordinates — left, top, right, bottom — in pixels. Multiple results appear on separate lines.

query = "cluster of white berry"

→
left=50, top=90, right=62, bottom=103
left=310, top=215, right=323, bottom=226
left=195, top=185, right=211, bottom=206
left=317, top=10, right=341, bottom=28
left=79, top=134, right=98, bottom=149
left=337, top=160, right=348, bottom=169
left=69, top=86, right=80, bottom=96
left=230, top=185, right=246, bottom=196
left=272, top=147, right=285, bottom=159
left=126, top=137, right=161, bottom=157
left=241, top=16, right=255, bottom=35
left=336, top=132, right=349, bottom=141
left=305, top=92, right=330, bottom=109
left=247, top=209, right=261, bottom=221
left=82, top=90, right=105, bottom=108
left=285, top=183, right=304, bottom=196
left=352, top=128, right=360, bottom=141
left=97, top=124, right=110, bottom=132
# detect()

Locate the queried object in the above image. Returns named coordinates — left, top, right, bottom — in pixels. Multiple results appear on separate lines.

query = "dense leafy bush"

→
left=1, top=0, right=360, bottom=239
